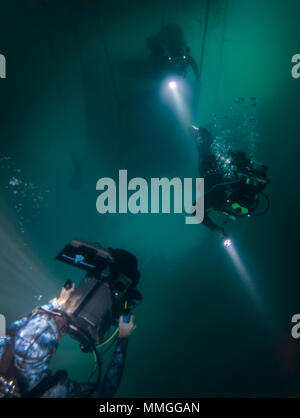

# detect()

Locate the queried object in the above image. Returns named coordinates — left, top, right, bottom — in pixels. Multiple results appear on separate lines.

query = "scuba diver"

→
left=147, top=23, right=199, bottom=79
left=191, top=126, right=270, bottom=238
left=0, top=241, right=142, bottom=398
left=0, top=287, right=135, bottom=398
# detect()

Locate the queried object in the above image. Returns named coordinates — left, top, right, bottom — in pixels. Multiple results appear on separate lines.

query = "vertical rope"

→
left=93, top=1, right=121, bottom=125
left=64, top=1, right=88, bottom=112
left=198, top=0, right=211, bottom=86
left=194, top=0, right=211, bottom=124
left=215, top=0, right=229, bottom=108
left=160, top=0, right=168, bottom=29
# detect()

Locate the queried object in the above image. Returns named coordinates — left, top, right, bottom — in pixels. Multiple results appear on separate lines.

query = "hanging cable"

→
left=198, top=0, right=211, bottom=86
left=160, top=0, right=168, bottom=30
left=93, top=2, right=121, bottom=124
left=65, top=2, right=87, bottom=85
left=215, top=0, right=229, bottom=107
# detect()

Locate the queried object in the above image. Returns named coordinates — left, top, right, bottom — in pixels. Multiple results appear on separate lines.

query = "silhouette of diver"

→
left=147, top=24, right=199, bottom=79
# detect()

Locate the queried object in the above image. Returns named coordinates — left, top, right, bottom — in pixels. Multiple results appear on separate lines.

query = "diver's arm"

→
left=97, top=315, right=136, bottom=398
left=7, top=292, right=68, bottom=351
left=11, top=284, right=77, bottom=394
left=7, top=316, right=30, bottom=334
left=39, top=282, right=76, bottom=312
left=42, top=337, right=129, bottom=399
left=7, top=285, right=71, bottom=333
left=7, top=296, right=62, bottom=336
left=12, top=284, right=76, bottom=365
left=97, top=337, right=129, bottom=398
left=5, top=299, right=60, bottom=338
left=203, top=212, right=226, bottom=237
left=0, top=316, right=30, bottom=364
left=39, top=298, right=61, bottom=312
left=48, top=316, right=135, bottom=398
left=40, top=340, right=128, bottom=399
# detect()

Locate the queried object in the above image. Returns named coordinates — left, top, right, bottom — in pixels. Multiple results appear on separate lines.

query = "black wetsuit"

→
left=197, top=143, right=226, bottom=233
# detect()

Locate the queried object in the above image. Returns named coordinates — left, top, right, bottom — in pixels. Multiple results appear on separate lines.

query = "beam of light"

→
left=0, top=216, right=58, bottom=318
left=223, top=240, right=277, bottom=336
left=223, top=238, right=232, bottom=248
left=161, top=77, right=192, bottom=127
left=168, top=81, right=177, bottom=90
left=222, top=236, right=277, bottom=337
left=223, top=240, right=263, bottom=310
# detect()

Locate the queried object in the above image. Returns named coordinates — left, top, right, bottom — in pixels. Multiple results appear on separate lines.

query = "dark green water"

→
left=1, top=0, right=300, bottom=397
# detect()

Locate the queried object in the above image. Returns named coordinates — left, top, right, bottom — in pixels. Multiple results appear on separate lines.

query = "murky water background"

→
left=1, top=0, right=300, bottom=396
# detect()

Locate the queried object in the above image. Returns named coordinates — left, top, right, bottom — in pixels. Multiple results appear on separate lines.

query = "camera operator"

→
left=0, top=283, right=136, bottom=398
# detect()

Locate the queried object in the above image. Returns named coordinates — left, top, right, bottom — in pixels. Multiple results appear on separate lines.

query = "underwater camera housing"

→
left=56, top=239, right=142, bottom=351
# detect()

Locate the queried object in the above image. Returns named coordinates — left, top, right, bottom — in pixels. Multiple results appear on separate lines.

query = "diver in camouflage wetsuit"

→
left=0, top=284, right=136, bottom=398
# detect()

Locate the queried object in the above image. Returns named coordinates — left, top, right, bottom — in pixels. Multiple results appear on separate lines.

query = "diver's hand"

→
left=118, top=315, right=136, bottom=339
left=57, top=282, right=76, bottom=306
left=215, top=226, right=226, bottom=239
left=190, top=125, right=199, bottom=142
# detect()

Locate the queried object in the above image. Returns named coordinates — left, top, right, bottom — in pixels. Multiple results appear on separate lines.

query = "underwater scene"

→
left=0, top=0, right=300, bottom=398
